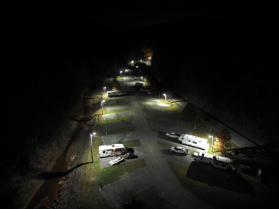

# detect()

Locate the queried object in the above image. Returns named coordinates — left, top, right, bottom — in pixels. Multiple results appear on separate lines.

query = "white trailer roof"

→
left=180, top=134, right=208, bottom=144
left=99, top=144, right=125, bottom=151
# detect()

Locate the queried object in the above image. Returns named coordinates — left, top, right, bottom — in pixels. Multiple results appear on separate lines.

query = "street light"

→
left=101, top=99, right=105, bottom=115
left=163, top=93, right=167, bottom=102
left=103, top=86, right=106, bottom=92
left=90, top=132, right=96, bottom=163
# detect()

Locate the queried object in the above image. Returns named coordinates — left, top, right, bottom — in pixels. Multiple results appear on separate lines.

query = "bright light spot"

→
left=157, top=103, right=170, bottom=107
left=136, top=66, right=139, bottom=68
left=120, top=70, right=123, bottom=74
left=148, top=56, right=152, bottom=60
left=131, top=60, right=134, bottom=64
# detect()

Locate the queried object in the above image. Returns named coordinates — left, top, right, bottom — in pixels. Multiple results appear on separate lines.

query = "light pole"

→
left=163, top=93, right=167, bottom=102
left=90, top=132, right=96, bottom=163
left=101, top=99, right=105, bottom=115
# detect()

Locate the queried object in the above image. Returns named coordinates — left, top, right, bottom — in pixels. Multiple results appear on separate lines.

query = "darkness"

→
left=3, top=2, right=279, bottom=208
left=5, top=0, right=279, bottom=169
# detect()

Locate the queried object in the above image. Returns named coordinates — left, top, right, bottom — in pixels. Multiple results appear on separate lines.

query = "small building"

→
left=99, top=144, right=126, bottom=158
left=178, top=134, right=209, bottom=153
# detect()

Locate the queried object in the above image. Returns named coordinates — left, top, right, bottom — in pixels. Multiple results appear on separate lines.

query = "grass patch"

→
left=123, top=139, right=141, bottom=147
left=105, top=96, right=126, bottom=101
left=104, top=107, right=130, bottom=114
left=101, top=126, right=135, bottom=136
left=102, top=115, right=133, bottom=125
left=97, top=159, right=145, bottom=186
left=116, top=76, right=123, bottom=81
left=157, top=141, right=173, bottom=148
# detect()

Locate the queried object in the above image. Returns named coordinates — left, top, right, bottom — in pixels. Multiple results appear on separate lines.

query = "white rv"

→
left=178, top=134, right=209, bottom=152
left=99, top=144, right=126, bottom=158
left=107, top=90, right=121, bottom=97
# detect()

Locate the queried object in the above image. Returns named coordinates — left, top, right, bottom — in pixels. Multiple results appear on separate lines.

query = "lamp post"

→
left=163, top=93, right=167, bottom=102
left=101, top=99, right=105, bottom=115
left=90, top=132, right=96, bottom=163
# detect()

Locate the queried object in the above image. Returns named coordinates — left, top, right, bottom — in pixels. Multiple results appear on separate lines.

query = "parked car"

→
left=109, top=156, right=125, bottom=166
left=170, top=146, right=188, bottom=155
left=166, top=132, right=180, bottom=138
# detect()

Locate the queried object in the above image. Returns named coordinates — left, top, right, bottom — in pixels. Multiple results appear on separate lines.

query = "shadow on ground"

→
left=161, top=149, right=187, bottom=156
left=187, top=161, right=255, bottom=194
left=39, top=162, right=92, bottom=179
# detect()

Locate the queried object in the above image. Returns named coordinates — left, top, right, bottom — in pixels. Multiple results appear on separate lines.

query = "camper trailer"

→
left=99, top=144, right=126, bottom=158
left=107, top=90, right=121, bottom=97
left=178, top=134, right=209, bottom=152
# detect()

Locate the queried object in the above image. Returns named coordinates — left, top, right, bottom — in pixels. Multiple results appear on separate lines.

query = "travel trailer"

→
left=99, top=144, right=126, bottom=158
left=178, top=134, right=209, bottom=152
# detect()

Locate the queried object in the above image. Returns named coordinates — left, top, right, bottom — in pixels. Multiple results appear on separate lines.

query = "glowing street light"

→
left=163, top=93, right=167, bottom=102
left=131, top=60, right=134, bottom=64
left=90, top=132, right=96, bottom=163
left=103, top=86, right=107, bottom=92
left=101, top=99, right=105, bottom=115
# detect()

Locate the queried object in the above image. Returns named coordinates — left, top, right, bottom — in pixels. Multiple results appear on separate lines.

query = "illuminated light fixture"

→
left=103, top=86, right=107, bottom=92
left=148, top=56, right=152, bottom=60
left=136, top=66, right=139, bottom=68
left=131, top=60, right=134, bottom=64
left=120, top=70, right=123, bottom=74
left=163, top=93, right=167, bottom=101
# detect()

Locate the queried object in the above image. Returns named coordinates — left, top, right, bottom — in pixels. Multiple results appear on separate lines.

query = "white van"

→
left=99, top=144, right=126, bottom=158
